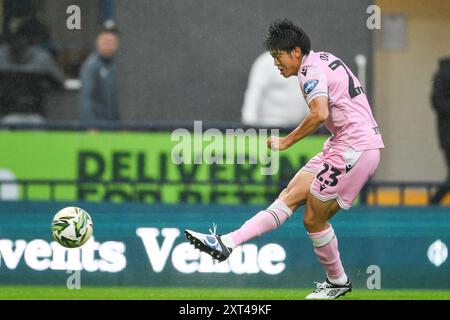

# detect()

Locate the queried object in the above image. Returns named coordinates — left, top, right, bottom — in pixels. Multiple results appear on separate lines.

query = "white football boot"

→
left=305, top=278, right=352, bottom=299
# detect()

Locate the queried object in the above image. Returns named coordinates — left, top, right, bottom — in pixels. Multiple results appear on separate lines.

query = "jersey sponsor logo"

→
left=304, top=79, right=319, bottom=94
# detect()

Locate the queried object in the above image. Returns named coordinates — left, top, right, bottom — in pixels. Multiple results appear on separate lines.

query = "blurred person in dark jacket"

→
left=0, top=18, right=65, bottom=124
left=80, top=26, right=120, bottom=123
left=430, top=57, right=450, bottom=204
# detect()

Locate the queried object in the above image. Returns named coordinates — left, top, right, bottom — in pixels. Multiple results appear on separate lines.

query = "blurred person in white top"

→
left=241, top=51, right=309, bottom=128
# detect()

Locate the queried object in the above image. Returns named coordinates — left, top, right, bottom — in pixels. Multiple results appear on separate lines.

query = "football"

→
left=51, top=207, right=93, bottom=248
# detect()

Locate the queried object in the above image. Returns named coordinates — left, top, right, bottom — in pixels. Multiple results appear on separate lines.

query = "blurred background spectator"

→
left=241, top=51, right=309, bottom=128
left=15, top=16, right=58, bottom=58
left=430, top=57, right=450, bottom=204
left=0, top=17, right=65, bottom=125
left=79, top=24, right=120, bottom=123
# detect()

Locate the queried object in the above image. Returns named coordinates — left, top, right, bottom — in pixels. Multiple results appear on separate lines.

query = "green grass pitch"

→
left=0, top=286, right=449, bottom=300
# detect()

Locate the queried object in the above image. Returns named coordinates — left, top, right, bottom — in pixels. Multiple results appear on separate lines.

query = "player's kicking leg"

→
left=185, top=170, right=315, bottom=262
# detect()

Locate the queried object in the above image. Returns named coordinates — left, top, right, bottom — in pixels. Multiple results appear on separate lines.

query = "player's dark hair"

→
left=99, top=27, right=119, bottom=36
left=98, top=20, right=120, bottom=36
left=264, top=19, right=311, bottom=55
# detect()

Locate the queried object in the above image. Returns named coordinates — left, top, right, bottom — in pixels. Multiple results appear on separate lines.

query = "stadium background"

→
left=0, top=0, right=449, bottom=299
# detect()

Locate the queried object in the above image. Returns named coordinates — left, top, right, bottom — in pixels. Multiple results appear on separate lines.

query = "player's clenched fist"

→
left=267, top=136, right=289, bottom=151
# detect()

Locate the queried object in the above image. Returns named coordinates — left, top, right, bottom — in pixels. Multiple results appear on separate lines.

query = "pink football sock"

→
left=228, top=199, right=292, bottom=247
left=308, top=225, right=346, bottom=282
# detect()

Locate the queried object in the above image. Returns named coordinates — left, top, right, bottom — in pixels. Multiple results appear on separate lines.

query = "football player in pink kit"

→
left=185, top=19, right=384, bottom=299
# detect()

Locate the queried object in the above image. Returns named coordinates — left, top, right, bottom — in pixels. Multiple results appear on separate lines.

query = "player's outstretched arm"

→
left=267, top=96, right=329, bottom=151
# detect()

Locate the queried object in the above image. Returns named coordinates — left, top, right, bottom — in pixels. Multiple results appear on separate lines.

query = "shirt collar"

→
left=300, top=50, right=313, bottom=67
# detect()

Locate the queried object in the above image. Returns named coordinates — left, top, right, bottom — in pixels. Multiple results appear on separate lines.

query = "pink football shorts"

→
left=301, top=145, right=381, bottom=210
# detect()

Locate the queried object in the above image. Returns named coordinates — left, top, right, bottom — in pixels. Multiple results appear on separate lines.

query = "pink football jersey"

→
left=298, top=51, right=384, bottom=151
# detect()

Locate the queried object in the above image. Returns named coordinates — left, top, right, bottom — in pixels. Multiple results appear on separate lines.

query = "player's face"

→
left=270, top=48, right=302, bottom=78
